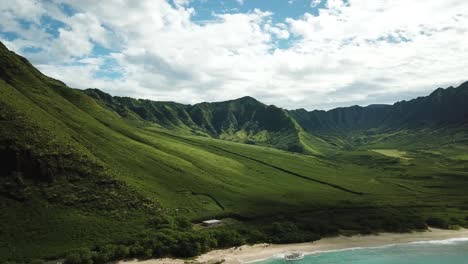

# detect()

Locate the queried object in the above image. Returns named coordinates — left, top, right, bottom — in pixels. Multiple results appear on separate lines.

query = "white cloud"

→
left=52, top=12, right=113, bottom=58
left=310, top=0, right=321, bottom=8
left=326, top=0, right=345, bottom=10
left=1, top=0, right=468, bottom=110
left=0, top=0, right=44, bottom=23
left=173, top=0, right=192, bottom=7
left=265, top=23, right=290, bottom=39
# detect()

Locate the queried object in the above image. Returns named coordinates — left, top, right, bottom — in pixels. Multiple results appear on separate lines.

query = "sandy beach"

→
left=120, top=228, right=468, bottom=264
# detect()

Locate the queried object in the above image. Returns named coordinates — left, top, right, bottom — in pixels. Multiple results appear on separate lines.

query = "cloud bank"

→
left=1, top=0, right=467, bottom=110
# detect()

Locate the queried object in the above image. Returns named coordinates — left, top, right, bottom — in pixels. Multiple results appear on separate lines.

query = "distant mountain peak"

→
left=431, top=87, right=445, bottom=94
left=232, top=96, right=260, bottom=103
left=366, top=104, right=390, bottom=108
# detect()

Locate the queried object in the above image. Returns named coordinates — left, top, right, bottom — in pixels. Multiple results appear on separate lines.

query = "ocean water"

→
left=254, top=238, right=468, bottom=264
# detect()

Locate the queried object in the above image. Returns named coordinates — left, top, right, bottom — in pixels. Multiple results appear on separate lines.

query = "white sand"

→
left=120, top=228, right=468, bottom=264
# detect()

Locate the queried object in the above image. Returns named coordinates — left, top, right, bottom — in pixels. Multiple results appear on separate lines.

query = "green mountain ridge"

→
left=85, top=80, right=468, bottom=153
left=84, top=88, right=312, bottom=153
left=1, top=41, right=468, bottom=263
left=291, top=83, right=468, bottom=134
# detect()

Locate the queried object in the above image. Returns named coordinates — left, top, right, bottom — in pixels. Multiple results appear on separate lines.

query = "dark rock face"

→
left=0, top=146, right=31, bottom=201
left=0, top=143, right=56, bottom=201
left=0, top=146, right=17, bottom=176
left=0, top=145, right=52, bottom=181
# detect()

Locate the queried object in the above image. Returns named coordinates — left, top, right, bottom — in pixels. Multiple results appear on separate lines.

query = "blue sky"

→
left=0, top=0, right=467, bottom=110
left=184, top=0, right=327, bottom=49
left=185, top=0, right=326, bottom=23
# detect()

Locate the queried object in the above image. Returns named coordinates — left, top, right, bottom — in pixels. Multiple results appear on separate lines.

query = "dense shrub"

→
left=53, top=212, right=446, bottom=264
left=197, top=231, right=218, bottom=252
left=143, top=249, right=153, bottom=258
left=426, top=217, right=449, bottom=229
left=263, top=221, right=315, bottom=243
left=150, top=232, right=176, bottom=256
left=174, top=216, right=192, bottom=230
left=29, top=260, right=45, bottom=264
left=129, top=242, right=146, bottom=257
left=64, top=252, right=81, bottom=264
left=237, top=228, right=265, bottom=244
left=114, top=245, right=130, bottom=259
left=269, top=222, right=297, bottom=242
left=212, top=229, right=245, bottom=248
left=147, top=215, right=174, bottom=229
left=64, top=248, right=92, bottom=264
left=173, top=233, right=202, bottom=258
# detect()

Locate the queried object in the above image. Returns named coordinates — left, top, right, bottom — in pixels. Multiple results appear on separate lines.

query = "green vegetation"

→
left=1, top=41, right=468, bottom=263
left=84, top=89, right=313, bottom=153
left=371, top=149, right=410, bottom=160
left=60, top=217, right=245, bottom=264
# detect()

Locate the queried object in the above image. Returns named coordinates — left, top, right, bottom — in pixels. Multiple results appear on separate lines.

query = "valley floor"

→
left=120, top=228, right=468, bottom=264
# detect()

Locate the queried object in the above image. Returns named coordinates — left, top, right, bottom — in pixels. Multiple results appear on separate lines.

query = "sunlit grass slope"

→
left=1, top=41, right=468, bottom=262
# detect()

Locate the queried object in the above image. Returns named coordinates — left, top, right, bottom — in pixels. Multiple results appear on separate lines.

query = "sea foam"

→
left=249, top=236, right=468, bottom=263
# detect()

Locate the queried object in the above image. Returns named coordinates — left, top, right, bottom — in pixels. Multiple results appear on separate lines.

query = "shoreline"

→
left=120, top=228, right=468, bottom=264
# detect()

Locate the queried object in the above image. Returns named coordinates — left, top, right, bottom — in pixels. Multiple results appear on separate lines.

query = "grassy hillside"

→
left=291, top=82, right=468, bottom=132
left=1, top=41, right=468, bottom=262
left=85, top=81, right=468, bottom=155
left=84, top=89, right=329, bottom=154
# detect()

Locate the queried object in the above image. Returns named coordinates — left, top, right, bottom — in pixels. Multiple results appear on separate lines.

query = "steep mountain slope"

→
left=84, top=88, right=195, bottom=128
left=1, top=41, right=468, bottom=262
left=86, top=82, right=468, bottom=154
left=85, top=89, right=329, bottom=153
left=0, top=41, right=401, bottom=260
left=289, top=105, right=391, bottom=133
left=288, top=82, right=468, bottom=150
left=290, top=82, right=468, bottom=133
left=0, top=41, right=163, bottom=260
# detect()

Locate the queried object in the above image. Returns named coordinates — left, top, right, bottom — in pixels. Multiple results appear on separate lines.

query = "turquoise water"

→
left=254, top=238, right=468, bottom=264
